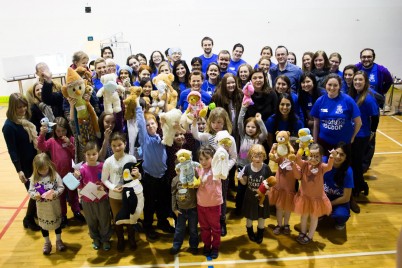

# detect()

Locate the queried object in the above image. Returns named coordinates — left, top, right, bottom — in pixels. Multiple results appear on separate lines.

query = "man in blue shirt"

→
left=217, top=50, right=236, bottom=78
left=199, top=36, right=218, bottom=73
left=270, top=46, right=303, bottom=92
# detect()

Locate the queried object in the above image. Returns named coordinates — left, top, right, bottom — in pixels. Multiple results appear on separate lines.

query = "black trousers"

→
left=352, top=136, right=370, bottom=194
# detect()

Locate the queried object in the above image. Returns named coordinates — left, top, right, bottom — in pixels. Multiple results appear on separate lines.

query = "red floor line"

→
left=0, top=195, right=29, bottom=240
left=0, top=206, right=27, bottom=209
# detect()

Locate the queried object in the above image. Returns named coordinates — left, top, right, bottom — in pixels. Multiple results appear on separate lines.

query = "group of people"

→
left=2, top=36, right=393, bottom=257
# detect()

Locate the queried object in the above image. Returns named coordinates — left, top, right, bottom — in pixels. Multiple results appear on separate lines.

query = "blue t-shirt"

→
left=355, top=94, right=379, bottom=138
left=228, top=59, right=246, bottom=73
left=201, top=80, right=217, bottom=97
left=178, top=89, right=212, bottom=112
left=199, top=54, right=218, bottom=73
left=265, top=114, right=304, bottom=136
left=324, top=164, right=354, bottom=201
left=219, top=69, right=236, bottom=79
left=270, top=63, right=302, bottom=92
left=254, top=62, right=277, bottom=70
left=310, top=93, right=360, bottom=145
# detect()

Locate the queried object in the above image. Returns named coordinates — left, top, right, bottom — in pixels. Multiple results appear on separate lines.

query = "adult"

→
left=172, top=60, right=190, bottom=94
left=236, top=63, right=253, bottom=88
left=287, top=52, right=297, bottom=65
left=245, top=67, right=278, bottom=122
left=349, top=71, right=379, bottom=197
left=199, top=36, right=218, bottom=73
left=168, top=48, right=182, bottom=66
left=133, top=65, right=152, bottom=86
left=158, top=61, right=172, bottom=75
left=302, top=52, right=314, bottom=72
left=126, top=55, right=140, bottom=83
left=270, top=46, right=303, bottom=92
left=178, top=71, right=211, bottom=112
left=356, top=48, right=393, bottom=98
left=136, top=53, right=147, bottom=65
left=190, top=57, right=203, bottom=73
left=273, top=75, right=304, bottom=123
left=310, top=74, right=362, bottom=155
left=324, top=142, right=354, bottom=230
left=149, top=50, right=165, bottom=79
left=228, top=43, right=247, bottom=73
left=2, top=93, right=40, bottom=231
left=92, top=58, right=107, bottom=92
left=341, top=65, right=358, bottom=94
left=258, top=56, right=273, bottom=87
left=201, top=62, right=220, bottom=96
left=254, top=46, right=276, bottom=69
left=217, top=50, right=236, bottom=78
left=101, top=46, right=120, bottom=73
left=26, top=82, right=55, bottom=133
left=311, top=50, right=331, bottom=88
left=329, top=52, right=343, bottom=77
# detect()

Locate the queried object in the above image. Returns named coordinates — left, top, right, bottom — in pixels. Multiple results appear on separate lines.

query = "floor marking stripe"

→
left=374, top=151, right=402, bottom=155
left=391, top=116, right=402, bottom=123
left=377, top=129, right=402, bottom=147
left=85, top=250, right=396, bottom=267
left=0, top=195, right=29, bottom=239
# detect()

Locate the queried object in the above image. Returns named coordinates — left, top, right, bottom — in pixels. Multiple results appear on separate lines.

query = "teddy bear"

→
left=242, top=81, right=254, bottom=106
left=296, top=128, right=314, bottom=156
left=269, top=130, right=296, bottom=161
left=115, top=162, right=144, bottom=225
left=123, top=86, right=142, bottom=121
left=75, top=66, right=94, bottom=95
left=175, top=149, right=201, bottom=188
left=152, top=73, right=178, bottom=111
left=148, top=90, right=161, bottom=115
left=40, top=117, right=56, bottom=133
left=159, top=108, right=186, bottom=146
left=212, top=130, right=233, bottom=180
left=180, top=91, right=208, bottom=130
left=62, top=67, right=101, bottom=144
left=256, top=176, right=277, bottom=207
left=97, top=73, right=123, bottom=114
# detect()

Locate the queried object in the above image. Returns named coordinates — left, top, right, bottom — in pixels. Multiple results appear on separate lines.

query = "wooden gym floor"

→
left=0, top=102, right=401, bottom=267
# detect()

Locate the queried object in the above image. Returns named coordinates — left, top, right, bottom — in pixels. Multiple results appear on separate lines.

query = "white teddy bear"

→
left=97, top=73, right=123, bottom=114
left=159, top=108, right=185, bottom=146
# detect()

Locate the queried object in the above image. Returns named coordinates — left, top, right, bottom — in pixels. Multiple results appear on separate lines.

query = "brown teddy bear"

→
left=123, top=86, right=142, bottom=120
left=269, top=130, right=296, bottom=161
left=152, top=73, right=178, bottom=111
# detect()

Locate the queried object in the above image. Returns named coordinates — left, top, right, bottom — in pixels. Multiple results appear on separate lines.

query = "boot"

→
left=256, top=228, right=264, bottom=244
left=246, top=226, right=256, bottom=242
left=127, top=225, right=137, bottom=250
left=220, top=220, right=227, bottom=237
left=350, top=196, right=360, bottom=214
left=115, top=224, right=125, bottom=252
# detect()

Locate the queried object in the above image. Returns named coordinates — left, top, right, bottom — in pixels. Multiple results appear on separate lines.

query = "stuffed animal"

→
left=115, top=162, right=144, bottom=225
left=296, top=128, right=314, bottom=156
left=159, top=108, right=186, bottom=146
left=123, top=86, right=142, bottom=120
left=62, top=67, right=100, bottom=143
left=242, top=81, right=254, bottom=106
left=212, top=130, right=233, bottom=180
left=97, top=73, right=123, bottom=114
left=75, top=66, right=93, bottom=95
left=34, top=183, right=55, bottom=200
left=180, top=91, right=208, bottom=130
left=269, top=130, right=296, bottom=161
left=256, top=176, right=277, bottom=207
left=40, top=117, right=56, bottom=133
left=152, top=73, right=178, bottom=111
left=175, top=149, right=201, bottom=188
left=148, top=90, right=160, bottom=115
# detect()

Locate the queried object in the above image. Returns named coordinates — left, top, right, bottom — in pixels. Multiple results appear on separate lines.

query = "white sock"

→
left=56, top=234, right=62, bottom=241
left=44, top=236, right=50, bottom=243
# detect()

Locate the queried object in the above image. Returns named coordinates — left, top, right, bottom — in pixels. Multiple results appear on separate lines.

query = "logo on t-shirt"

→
left=320, top=108, right=328, bottom=113
left=369, top=73, right=376, bottom=83
left=335, top=104, right=343, bottom=114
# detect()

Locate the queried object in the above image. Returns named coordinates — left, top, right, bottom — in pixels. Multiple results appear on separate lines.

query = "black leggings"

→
left=41, top=226, right=62, bottom=237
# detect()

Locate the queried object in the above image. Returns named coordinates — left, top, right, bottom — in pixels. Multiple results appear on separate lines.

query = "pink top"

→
left=37, top=134, right=75, bottom=177
left=79, top=162, right=107, bottom=203
left=196, top=167, right=223, bottom=207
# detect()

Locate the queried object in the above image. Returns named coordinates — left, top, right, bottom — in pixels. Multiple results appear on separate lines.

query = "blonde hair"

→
left=157, top=61, right=171, bottom=74
left=32, top=153, right=58, bottom=183
left=205, top=107, right=232, bottom=135
left=72, top=51, right=89, bottom=64
left=6, top=93, right=31, bottom=122
left=247, top=144, right=267, bottom=161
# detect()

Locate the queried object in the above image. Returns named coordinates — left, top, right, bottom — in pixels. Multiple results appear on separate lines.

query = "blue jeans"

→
left=172, top=207, right=198, bottom=249
left=331, top=203, right=350, bottom=225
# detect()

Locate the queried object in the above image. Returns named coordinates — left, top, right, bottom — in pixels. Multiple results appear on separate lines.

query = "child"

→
left=236, top=104, right=268, bottom=215
left=28, top=153, right=65, bottom=255
left=268, top=143, right=301, bottom=235
left=196, top=145, right=221, bottom=259
left=74, top=142, right=112, bottom=251
left=191, top=107, right=237, bottom=236
left=170, top=167, right=199, bottom=255
left=101, top=132, right=139, bottom=251
left=37, top=116, right=85, bottom=227
left=239, top=144, right=273, bottom=244
left=136, top=99, right=174, bottom=240
left=294, top=143, right=336, bottom=244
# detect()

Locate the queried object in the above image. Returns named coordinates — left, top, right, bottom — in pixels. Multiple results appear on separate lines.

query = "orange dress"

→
left=269, top=157, right=300, bottom=211
left=293, top=158, right=333, bottom=217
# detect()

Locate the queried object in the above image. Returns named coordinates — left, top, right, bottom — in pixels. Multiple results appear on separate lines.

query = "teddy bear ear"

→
left=287, top=131, right=290, bottom=136
left=152, top=77, right=157, bottom=84
left=167, top=73, right=174, bottom=82
left=275, top=131, right=279, bottom=135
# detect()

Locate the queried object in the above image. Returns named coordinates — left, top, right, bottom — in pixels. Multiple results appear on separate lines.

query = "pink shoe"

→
left=56, top=240, right=66, bottom=251
left=43, top=242, right=52, bottom=255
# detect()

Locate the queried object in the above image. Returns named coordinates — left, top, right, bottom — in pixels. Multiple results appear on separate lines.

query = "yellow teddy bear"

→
left=296, top=128, right=314, bottom=156
left=152, top=73, right=178, bottom=111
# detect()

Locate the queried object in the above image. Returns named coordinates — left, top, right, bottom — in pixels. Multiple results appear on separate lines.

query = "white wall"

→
left=1, top=0, right=401, bottom=96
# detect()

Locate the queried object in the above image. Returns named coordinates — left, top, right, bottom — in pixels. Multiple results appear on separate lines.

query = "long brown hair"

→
left=349, top=71, right=370, bottom=106
left=6, top=93, right=31, bottom=122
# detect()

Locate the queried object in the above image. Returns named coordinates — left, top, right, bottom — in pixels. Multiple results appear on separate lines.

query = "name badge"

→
left=76, top=105, right=86, bottom=111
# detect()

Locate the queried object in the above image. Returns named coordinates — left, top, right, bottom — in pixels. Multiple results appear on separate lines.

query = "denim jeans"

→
left=172, top=207, right=198, bottom=249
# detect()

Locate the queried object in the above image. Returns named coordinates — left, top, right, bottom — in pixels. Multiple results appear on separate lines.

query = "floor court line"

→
left=377, top=129, right=402, bottom=147
left=374, top=151, right=402, bottom=155
left=89, top=250, right=396, bottom=268
left=391, top=116, right=402, bottom=123
left=0, top=194, right=29, bottom=239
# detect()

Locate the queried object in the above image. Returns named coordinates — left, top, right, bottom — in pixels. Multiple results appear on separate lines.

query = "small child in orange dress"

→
left=293, top=143, right=336, bottom=244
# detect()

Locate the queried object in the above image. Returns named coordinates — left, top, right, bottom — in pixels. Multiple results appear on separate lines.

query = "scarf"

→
left=38, top=102, right=55, bottom=122
left=17, top=117, right=38, bottom=149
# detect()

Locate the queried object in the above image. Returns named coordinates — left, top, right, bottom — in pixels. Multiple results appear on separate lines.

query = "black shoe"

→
left=188, top=247, right=198, bottom=255
left=157, top=223, right=175, bottom=233
left=256, top=228, right=264, bottom=244
left=220, top=220, right=227, bottom=237
left=117, top=239, right=125, bottom=252
left=60, top=215, right=68, bottom=228
left=362, top=182, right=369, bottom=196
left=169, top=247, right=180, bottom=255
left=23, top=217, right=40, bottom=231
left=203, top=245, right=211, bottom=257
left=246, top=227, right=256, bottom=242
left=350, top=198, right=361, bottom=214
left=74, top=212, right=86, bottom=223
left=145, top=228, right=159, bottom=241
left=210, top=248, right=219, bottom=259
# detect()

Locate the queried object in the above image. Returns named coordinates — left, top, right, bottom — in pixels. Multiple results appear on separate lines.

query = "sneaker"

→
left=169, top=247, right=180, bottom=255
left=92, top=240, right=101, bottom=250
left=56, top=240, right=66, bottom=251
left=74, top=212, right=86, bottom=223
left=203, top=245, right=211, bottom=257
left=335, top=224, right=345, bottom=230
left=103, top=241, right=111, bottom=251
left=43, top=242, right=52, bottom=255
left=210, top=248, right=219, bottom=259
